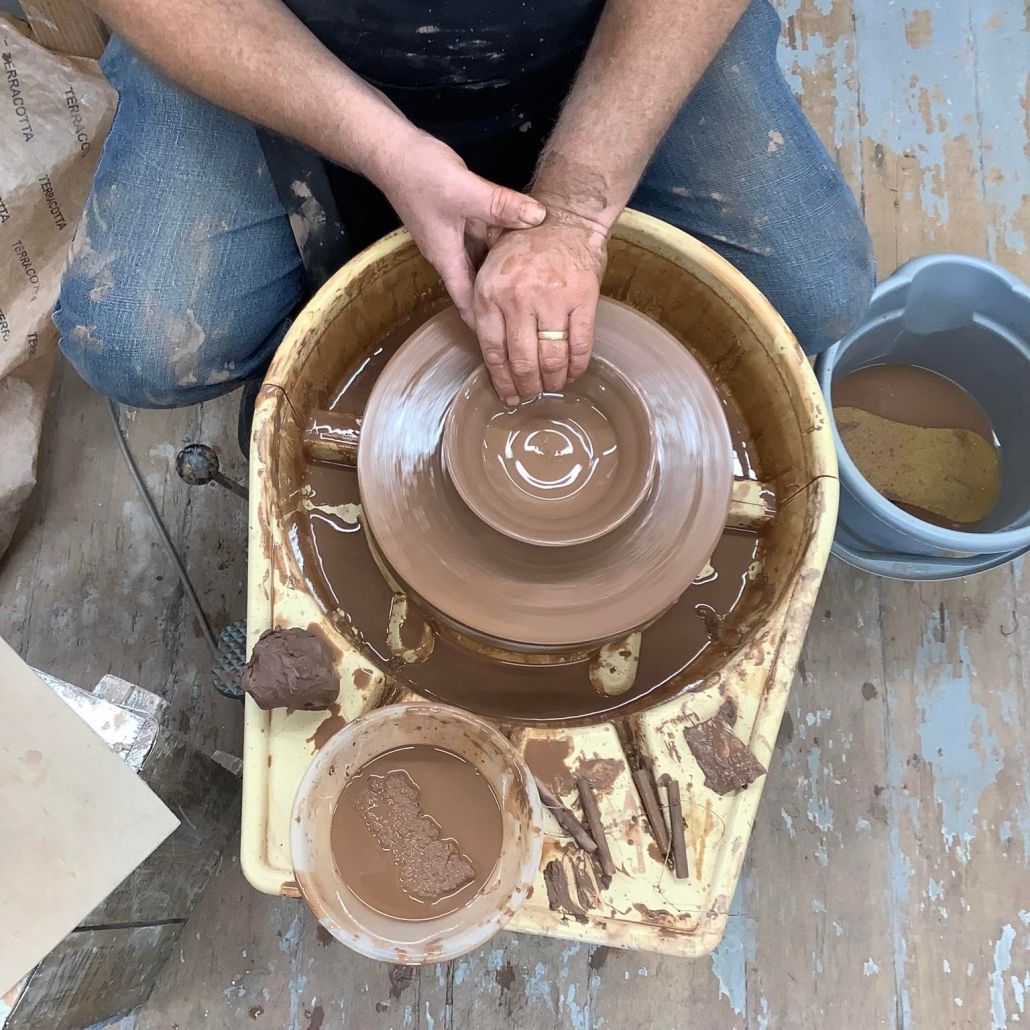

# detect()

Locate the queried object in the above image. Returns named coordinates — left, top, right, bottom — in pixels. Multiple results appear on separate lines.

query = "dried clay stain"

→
left=307, top=703, right=346, bottom=751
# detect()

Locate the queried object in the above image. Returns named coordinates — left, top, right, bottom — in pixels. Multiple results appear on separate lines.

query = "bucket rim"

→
left=830, top=536, right=1030, bottom=581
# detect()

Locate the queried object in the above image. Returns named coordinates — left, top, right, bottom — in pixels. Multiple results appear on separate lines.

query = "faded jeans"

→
left=55, top=0, right=874, bottom=408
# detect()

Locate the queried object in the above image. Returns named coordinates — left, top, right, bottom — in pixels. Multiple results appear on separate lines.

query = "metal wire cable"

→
left=107, top=400, right=220, bottom=659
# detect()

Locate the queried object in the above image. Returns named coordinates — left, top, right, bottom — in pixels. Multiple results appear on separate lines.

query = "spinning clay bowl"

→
left=341, top=299, right=733, bottom=650
left=443, top=356, right=658, bottom=549
left=243, top=210, right=839, bottom=957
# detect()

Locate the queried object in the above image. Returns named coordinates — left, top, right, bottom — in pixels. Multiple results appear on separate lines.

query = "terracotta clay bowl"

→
left=356, top=299, right=734, bottom=649
left=442, top=357, right=657, bottom=547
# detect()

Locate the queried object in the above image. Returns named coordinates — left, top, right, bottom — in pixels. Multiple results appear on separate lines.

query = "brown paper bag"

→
left=0, top=17, right=116, bottom=557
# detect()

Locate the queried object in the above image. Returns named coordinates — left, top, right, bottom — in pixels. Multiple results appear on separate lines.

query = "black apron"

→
left=260, top=0, right=605, bottom=288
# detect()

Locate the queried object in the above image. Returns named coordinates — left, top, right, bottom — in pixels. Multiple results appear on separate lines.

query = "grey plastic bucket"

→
left=816, top=254, right=1030, bottom=581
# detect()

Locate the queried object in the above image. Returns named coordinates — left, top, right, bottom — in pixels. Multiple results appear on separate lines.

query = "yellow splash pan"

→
left=242, top=210, right=838, bottom=957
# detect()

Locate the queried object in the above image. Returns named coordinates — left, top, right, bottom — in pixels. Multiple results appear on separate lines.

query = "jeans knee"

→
left=56, top=303, right=190, bottom=409
left=775, top=214, right=875, bottom=356
left=56, top=261, right=215, bottom=409
left=55, top=229, right=289, bottom=408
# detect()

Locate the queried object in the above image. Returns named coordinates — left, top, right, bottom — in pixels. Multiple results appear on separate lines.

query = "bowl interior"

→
left=291, top=703, right=543, bottom=963
left=443, top=356, right=657, bottom=547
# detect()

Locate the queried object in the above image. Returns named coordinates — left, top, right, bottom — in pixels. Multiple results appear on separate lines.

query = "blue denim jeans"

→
left=55, top=0, right=873, bottom=408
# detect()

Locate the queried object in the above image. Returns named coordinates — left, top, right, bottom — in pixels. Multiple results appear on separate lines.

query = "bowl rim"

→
left=441, top=354, right=658, bottom=547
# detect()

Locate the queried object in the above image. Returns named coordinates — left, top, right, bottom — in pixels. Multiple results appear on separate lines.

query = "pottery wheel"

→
left=357, top=298, right=733, bottom=648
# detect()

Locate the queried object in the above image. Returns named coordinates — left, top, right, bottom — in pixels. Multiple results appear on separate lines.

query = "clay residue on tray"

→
left=523, top=737, right=574, bottom=793
left=569, top=851, right=601, bottom=908
left=307, top=703, right=346, bottom=751
left=356, top=770, right=476, bottom=901
left=684, top=710, right=766, bottom=795
left=577, top=757, right=623, bottom=795
left=242, top=627, right=339, bottom=711
left=543, top=859, right=589, bottom=923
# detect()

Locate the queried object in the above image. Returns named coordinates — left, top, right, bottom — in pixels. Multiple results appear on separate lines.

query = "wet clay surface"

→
left=331, top=745, right=502, bottom=921
left=241, top=628, right=339, bottom=711
left=833, top=363, right=1002, bottom=528
left=354, top=302, right=734, bottom=647
left=296, top=313, right=763, bottom=723
left=443, top=358, right=655, bottom=547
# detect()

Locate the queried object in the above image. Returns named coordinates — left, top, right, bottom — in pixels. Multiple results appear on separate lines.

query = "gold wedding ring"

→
left=537, top=329, right=570, bottom=341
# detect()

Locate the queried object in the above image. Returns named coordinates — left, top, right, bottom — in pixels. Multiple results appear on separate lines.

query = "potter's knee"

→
left=57, top=317, right=193, bottom=409
left=55, top=278, right=197, bottom=408
left=780, top=216, right=876, bottom=356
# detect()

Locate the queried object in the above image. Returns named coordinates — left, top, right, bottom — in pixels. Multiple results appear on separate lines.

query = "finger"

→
left=537, top=336, right=571, bottom=394
left=475, top=304, right=519, bottom=406
left=534, top=306, right=571, bottom=393
left=469, top=177, right=546, bottom=230
left=567, top=301, right=598, bottom=382
left=506, top=307, right=544, bottom=399
left=426, top=233, right=476, bottom=328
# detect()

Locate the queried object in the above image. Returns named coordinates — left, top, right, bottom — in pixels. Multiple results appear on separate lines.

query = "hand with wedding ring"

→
left=472, top=208, right=609, bottom=404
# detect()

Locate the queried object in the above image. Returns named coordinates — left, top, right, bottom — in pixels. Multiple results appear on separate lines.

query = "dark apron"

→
left=259, top=0, right=605, bottom=289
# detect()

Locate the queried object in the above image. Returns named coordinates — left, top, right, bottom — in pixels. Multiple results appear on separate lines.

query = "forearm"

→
left=86, top=0, right=417, bottom=185
left=533, top=0, right=749, bottom=230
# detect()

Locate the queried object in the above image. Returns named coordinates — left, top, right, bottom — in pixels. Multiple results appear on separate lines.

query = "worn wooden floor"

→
left=1, top=1, right=1027, bottom=1027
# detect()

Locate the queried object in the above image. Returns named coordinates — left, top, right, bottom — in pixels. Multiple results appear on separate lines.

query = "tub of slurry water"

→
left=818, top=254, right=1030, bottom=580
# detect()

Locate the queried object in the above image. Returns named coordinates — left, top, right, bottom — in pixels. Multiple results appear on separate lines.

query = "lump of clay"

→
left=683, top=705, right=765, bottom=795
left=241, top=628, right=339, bottom=711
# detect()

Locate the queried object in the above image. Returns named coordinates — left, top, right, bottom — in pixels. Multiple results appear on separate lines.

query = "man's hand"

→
left=473, top=211, right=607, bottom=404
left=373, top=133, right=547, bottom=328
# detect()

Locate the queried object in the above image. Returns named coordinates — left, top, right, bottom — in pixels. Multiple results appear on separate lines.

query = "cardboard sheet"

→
left=0, top=637, right=179, bottom=992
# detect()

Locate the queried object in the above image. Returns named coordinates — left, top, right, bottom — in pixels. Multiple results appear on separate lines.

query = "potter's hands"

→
left=371, top=132, right=546, bottom=327
left=472, top=209, right=608, bottom=404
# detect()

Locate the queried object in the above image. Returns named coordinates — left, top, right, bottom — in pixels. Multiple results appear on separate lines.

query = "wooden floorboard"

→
left=2, top=0, right=1026, bottom=1027
left=0, top=364, right=245, bottom=757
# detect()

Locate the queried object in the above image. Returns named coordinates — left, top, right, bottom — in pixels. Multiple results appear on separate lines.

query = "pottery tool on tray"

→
left=241, top=214, right=837, bottom=958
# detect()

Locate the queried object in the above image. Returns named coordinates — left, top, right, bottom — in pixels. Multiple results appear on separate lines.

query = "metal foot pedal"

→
left=211, top=619, right=248, bottom=701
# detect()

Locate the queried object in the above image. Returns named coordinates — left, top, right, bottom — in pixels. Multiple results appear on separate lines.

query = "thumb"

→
left=470, top=177, right=547, bottom=230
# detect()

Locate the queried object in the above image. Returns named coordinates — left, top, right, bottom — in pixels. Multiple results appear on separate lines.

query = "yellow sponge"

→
left=834, top=406, right=1001, bottom=525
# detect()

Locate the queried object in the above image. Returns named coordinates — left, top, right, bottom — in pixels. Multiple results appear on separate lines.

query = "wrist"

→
left=352, top=114, right=425, bottom=191
left=530, top=192, right=617, bottom=240
left=531, top=151, right=623, bottom=234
